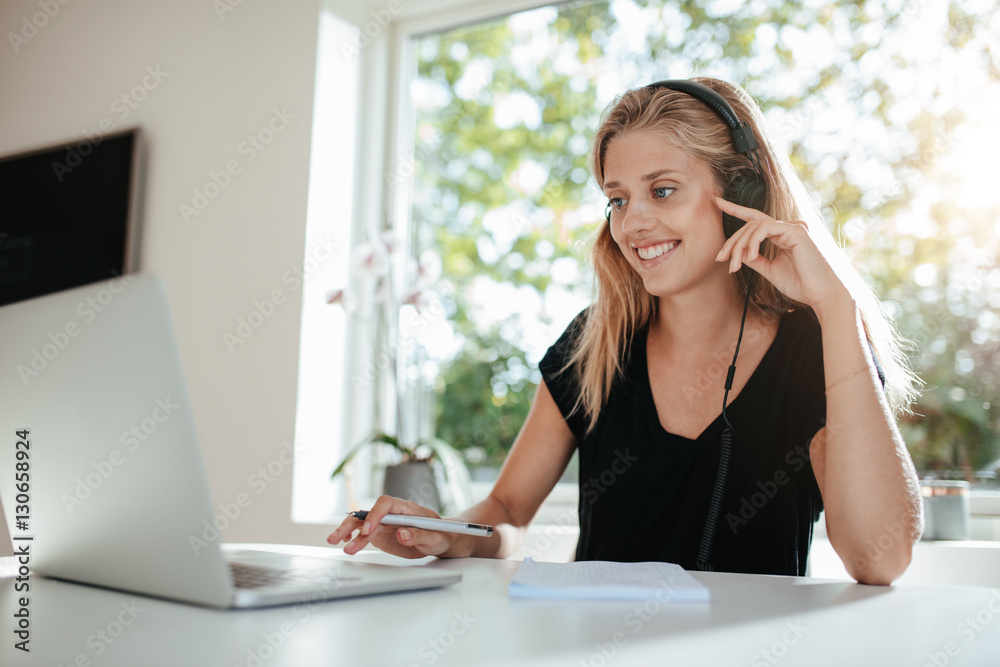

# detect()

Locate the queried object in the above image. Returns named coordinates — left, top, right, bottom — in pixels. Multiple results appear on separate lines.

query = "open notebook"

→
left=509, top=557, right=710, bottom=601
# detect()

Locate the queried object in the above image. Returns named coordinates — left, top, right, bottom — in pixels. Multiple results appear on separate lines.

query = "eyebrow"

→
left=603, top=169, right=682, bottom=192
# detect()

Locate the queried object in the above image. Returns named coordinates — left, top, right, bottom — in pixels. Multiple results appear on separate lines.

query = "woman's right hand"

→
left=326, top=495, right=458, bottom=559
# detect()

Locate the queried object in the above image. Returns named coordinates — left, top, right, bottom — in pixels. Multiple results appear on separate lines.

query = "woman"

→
left=328, top=77, right=923, bottom=584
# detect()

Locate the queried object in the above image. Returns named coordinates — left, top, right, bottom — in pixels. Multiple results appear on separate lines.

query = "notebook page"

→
left=509, top=557, right=710, bottom=601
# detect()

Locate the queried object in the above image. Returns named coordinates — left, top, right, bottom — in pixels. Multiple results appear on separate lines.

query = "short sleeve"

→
left=538, top=309, right=589, bottom=441
left=869, top=340, right=887, bottom=389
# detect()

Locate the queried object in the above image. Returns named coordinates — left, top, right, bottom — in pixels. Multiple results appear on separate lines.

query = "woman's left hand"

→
left=713, top=197, right=848, bottom=310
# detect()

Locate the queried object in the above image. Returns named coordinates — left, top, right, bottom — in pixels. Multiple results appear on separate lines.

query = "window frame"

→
left=339, top=0, right=588, bottom=513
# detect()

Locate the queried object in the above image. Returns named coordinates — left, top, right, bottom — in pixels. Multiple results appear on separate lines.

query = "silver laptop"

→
left=0, top=274, right=460, bottom=608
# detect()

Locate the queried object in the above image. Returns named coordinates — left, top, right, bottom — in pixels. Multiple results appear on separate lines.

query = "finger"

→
left=363, top=495, right=439, bottom=535
left=730, top=220, right=798, bottom=269
left=713, top=197, right=774, bottom=225
left=327, top=515, right=362, bottom=545
left=394, top=526, right=452, bottom=557
left=343, top=495, right=439, bottom=555
left=726, top=223, right=758, bottom=273
left=341, top=495, right=401, bottom=554
left=746, top=221, right=779, bottom=261
left=344, top=526, right=382, bottom=555
left=715, top=218, right=754, bottom=264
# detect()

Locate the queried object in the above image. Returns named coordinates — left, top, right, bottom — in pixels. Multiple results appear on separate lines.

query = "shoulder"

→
left=779, top=306, right=821, bottom=337
left=760, top=307, right=825, bottom=392
left=774, top=306, right=885, bottom=388
left=544, top=307, right=591, bottom=361
left=562, top=307, right=591, bottom=338
left=538, top=307, right=593, bottom=438
left=773, top=307, right=823, bottom=359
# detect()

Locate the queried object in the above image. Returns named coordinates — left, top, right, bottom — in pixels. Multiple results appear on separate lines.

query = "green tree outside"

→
left=407, top=0, right=1000, bottom=483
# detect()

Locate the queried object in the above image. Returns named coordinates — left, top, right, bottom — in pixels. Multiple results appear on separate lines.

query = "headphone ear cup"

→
left=722, top=174, right=768, bottom=238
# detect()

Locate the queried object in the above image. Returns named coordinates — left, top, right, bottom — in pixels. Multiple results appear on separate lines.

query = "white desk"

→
left=2, top=544, right=999, bottom=667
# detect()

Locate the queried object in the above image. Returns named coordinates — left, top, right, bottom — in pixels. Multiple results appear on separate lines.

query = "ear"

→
left=721, top=171, right=767, bottom=238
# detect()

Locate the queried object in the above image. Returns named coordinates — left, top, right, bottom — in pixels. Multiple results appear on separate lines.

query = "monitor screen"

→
left=0, top=129, right=142, bottom=307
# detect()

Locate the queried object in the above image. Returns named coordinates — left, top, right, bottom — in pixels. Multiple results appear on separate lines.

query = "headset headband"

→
left=644, top=79, right=763, bottom=176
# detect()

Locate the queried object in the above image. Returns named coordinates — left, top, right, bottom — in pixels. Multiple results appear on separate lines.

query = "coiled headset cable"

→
left=696, top=289, right=752, bottom=571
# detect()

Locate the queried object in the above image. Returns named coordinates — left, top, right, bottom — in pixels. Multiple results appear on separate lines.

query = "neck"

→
left=650, top=277, right=756, bottom=354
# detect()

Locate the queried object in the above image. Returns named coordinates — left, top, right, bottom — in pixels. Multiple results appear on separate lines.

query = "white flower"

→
left=350, top=242, right=389, bottom=279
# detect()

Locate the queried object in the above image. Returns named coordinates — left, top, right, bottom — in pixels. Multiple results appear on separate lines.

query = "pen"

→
left=347, top=511, right=494, bottom=537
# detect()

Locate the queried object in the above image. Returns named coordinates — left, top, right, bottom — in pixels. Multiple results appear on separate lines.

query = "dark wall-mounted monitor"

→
left=0, top=128, right=143, bottom=307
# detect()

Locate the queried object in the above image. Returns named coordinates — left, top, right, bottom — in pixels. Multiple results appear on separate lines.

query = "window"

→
left=404, top=0, right=1000, bottom=491
left=299, top=0, right=1000, bottom=524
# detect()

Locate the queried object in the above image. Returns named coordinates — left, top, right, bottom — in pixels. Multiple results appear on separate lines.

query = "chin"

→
left=637, top=277, right=682, bottom=299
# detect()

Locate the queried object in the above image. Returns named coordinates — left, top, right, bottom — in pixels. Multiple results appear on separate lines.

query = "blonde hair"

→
left=565, top=76, right=918, bottom=433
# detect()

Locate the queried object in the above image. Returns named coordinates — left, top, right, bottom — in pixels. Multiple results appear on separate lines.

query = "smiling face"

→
left=602, top=130, right=731, bottom=299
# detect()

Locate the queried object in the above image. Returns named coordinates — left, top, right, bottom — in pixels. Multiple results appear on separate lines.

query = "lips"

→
left=635, top=240, right=680, bottom=260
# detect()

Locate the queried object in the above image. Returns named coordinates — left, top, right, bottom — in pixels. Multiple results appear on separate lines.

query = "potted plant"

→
left=330, top=432, right=471, bottom=513
left=327, top=236, right=470, bottom=514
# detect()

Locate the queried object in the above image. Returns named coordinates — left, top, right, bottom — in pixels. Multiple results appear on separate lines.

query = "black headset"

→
left=603, top=79, right=768, bottom=239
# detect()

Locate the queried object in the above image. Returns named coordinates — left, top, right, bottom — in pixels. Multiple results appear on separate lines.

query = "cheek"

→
left=608, top=222, right=627, bottom=248
left=611, top=231, right=635, bottom=261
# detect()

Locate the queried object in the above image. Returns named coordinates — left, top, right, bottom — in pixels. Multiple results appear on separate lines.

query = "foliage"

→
left=331, top=431, right=443, bottom=479
left=408, top=0, right=1000, bottom=479
left=433, top=324, right=538, bottom=468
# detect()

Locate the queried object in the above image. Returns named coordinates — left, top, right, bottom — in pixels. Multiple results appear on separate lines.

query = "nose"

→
left=620, top=198, right=655, bottom=235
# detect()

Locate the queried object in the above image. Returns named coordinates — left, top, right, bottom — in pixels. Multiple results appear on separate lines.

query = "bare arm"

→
left=714, top=197, right=923, bottom=585
left=327, top=379, right=577, bottom=559
left=810, top=293, right=923, bottom=585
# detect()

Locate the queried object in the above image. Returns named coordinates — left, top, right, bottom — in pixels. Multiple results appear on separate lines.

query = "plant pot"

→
left=383, top=461, right=441, bottom=512
left=920, top=480, right=970, bottom=540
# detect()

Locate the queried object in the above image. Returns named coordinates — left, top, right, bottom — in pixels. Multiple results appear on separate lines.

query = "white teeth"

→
left=636, top=241, right=679, bottom=260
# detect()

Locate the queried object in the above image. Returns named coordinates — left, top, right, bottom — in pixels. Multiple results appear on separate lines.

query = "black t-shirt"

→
left=540, top=307, right=879, bottom=576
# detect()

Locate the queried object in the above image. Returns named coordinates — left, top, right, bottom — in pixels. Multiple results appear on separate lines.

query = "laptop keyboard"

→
left=229, top=562, right=359, bottom=590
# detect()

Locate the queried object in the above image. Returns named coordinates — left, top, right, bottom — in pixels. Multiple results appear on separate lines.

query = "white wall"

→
left=0, top=0, right=554, bottom=551
left=0, top=0, right=343, bottom=545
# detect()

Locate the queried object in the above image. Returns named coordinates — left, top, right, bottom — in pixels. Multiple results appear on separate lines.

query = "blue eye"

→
left=652, top=186, right=675, bottom=199
left=608, top=197, right=627, bottom=211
